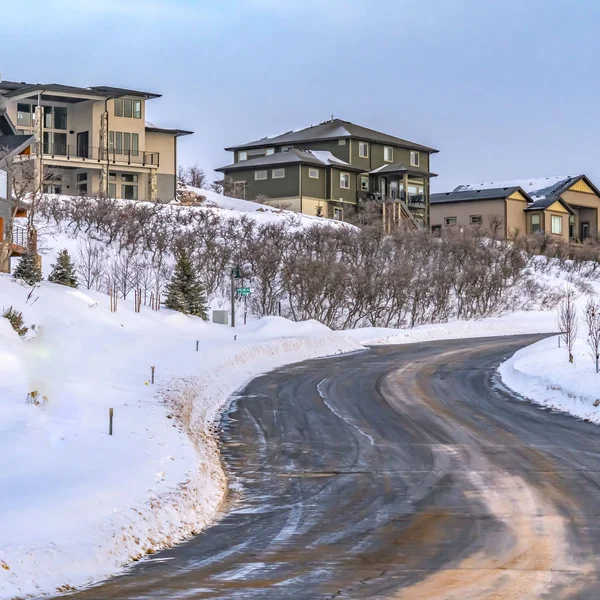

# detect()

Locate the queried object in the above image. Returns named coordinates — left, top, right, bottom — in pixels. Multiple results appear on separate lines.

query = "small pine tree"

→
left=164, top=253, right=208, bottom=319
left=13, top=252, right=42, bottom=286
left=3, top=306, right=28, bottom=337
left=48, top=249, right=78, bottom=288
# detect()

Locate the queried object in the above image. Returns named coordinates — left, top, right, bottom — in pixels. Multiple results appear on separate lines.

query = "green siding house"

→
left=217, top=118, right=438, bottom=224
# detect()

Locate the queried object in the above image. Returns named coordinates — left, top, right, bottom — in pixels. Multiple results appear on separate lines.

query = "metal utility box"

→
left=212, top=310, right=229, bottom=325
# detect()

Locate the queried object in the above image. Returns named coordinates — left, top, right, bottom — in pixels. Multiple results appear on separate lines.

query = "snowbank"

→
left=0, top=275, right=361, bottom=599
left=499, top=335, right=600, bottom=424
left=344, top=310, right=559, bottom=346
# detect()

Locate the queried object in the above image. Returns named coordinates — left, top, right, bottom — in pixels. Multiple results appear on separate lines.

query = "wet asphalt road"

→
left=58, top=335, right=600, bottom=599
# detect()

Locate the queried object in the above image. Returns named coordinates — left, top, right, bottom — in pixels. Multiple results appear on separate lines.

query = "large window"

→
left=121, top=173, right=138, bottom=183
left=133, top=100, right=141, bottom=119
left=124, top=98, right=133, bottom=118
left=17, top=103, right=33, bottom=127
left=340, top=172, right=350, bottom=189
left=108, top=183, right=117, bottom=198
left=410, top=151, right=420, bottom=167
left=122, top=184, right=138, bottom=200
left=43, top=106, right=67, bottom=130
left=109, top=131, right=139, bottom=156
left=43, top=131, right=67, bottom=155
left=551, top=214, right=563, bottom=235
left=530, top=213, right=541, bottom=233
left=358, top=142, right=369, bottom=158
left=114, top=98, right=123, bottom=117
left=384, top=146, right=393, bottom=162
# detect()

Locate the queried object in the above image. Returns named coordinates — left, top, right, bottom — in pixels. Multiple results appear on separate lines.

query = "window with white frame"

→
left=238, top=151, right=248, bottom=161
left=266, top=148, right=275, bottom=155
left=333, top=207, right=343, bottom=220
left=340, top=172, right=350, bottom=189
left=410, top=151, right=420, bottom=167
left=338, top=139, right=347, bottom=146
left=360, top=176, right=369, bottom=191
left=308, top=168, right=319, bottom=179
left=358, top=141, right=369, bottom=158
left=254, top=170, right=268, bottom=180
left=384, top=146, right=393, bottom=162
left=444, top=216, right=457, bottom=226
left=272, top=168, right=285, bottom=179
left=530, top=213, right=541, bottom=233
left=551, top=214, right=563, bottom=235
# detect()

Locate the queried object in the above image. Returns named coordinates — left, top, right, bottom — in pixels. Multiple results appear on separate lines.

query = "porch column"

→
left=99, top=111, right=109, bottom=196
left=34, top=105, right=44, bottom=194
left=149, top=170, right=158, bottom=202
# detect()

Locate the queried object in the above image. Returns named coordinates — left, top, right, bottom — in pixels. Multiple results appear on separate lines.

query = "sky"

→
left=2, top=0, right=600, bottom=192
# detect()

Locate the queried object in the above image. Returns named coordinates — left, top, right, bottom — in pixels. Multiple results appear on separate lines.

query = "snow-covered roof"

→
left=454, top=176, right=582, bottom=201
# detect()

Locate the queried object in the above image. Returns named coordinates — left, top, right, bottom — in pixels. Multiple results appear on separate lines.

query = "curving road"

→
left=59, top=335, right=600, bottom=599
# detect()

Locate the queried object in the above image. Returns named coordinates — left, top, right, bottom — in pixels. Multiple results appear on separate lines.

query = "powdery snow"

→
left=179, top=185, right=349, bottom=228
left=454, top=175, right=579, bottom=200
left=500, top=334, right=600, bottom=424
left=0, top=275, right=362, bottom=599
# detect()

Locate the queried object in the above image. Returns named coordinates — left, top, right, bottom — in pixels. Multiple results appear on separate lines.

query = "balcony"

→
left=17, top=142, right=159, bottom=167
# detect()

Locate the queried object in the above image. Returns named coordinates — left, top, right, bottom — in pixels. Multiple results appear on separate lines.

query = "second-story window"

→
left=384, top=146, right=393, bottom=162
left=410, top=151, right=420, bottom=167
left=238, top=151, right=247, bottom=161
left=114, top=98, right=141, bottom=119
left=255, top=170, right=268, bottom=180
left=340, top=173, right=350, bottom=189
left=272, top=168, right=285, bottom=179
left=358, top=142, right=369, bottom=158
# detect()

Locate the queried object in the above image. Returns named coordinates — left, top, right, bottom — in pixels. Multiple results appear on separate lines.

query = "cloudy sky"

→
left=2, top=0, right=599, bottom=191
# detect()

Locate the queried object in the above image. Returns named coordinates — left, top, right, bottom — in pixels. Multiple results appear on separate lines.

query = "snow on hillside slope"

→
left=0, top=276, right=362, bottom=599
left=180, top=185, right=349, bottom=228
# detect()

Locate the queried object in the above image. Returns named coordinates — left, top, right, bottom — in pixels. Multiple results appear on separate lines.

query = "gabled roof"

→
left=226, top=118, right=438, bottom=153
left=524, top=196, right=576, bottom=214
left=452, top=175, right=600, bottom=202
left=370, top=163, right=438, bottom=178
left=217, top=148, right=363, bottom=172
left=431, top=186, right=528, bottom=205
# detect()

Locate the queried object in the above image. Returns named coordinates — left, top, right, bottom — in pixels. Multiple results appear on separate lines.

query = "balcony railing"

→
left=18, top=143, right=159, bottom=167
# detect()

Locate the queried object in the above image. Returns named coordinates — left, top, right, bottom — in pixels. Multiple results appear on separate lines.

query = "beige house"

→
left=0, top=80, right=192, bottom=202
left=431, top=175, right=600, bottom=242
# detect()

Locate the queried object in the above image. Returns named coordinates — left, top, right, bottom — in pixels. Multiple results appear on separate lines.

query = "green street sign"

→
left=236, top=287, right=251, bottom=296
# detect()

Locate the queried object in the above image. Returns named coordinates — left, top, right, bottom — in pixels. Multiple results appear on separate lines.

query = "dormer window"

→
left=238, top=151, right=248, bottom=161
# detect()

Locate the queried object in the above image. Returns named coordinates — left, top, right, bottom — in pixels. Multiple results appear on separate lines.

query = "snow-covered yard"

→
left=0, top=275, right=363, bottom=599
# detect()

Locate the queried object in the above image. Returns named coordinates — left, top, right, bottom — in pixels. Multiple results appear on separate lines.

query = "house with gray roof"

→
left=0, top=78, right=192, bottom=203
left=431, top=174, right=600, bottom=242
left=217, top=118, right=438, bottom=224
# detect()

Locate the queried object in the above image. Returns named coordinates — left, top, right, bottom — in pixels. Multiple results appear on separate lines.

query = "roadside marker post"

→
left=109, top=408, right=114, bottom=436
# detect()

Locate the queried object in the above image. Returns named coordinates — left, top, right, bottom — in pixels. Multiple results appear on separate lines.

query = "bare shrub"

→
left=558, top=287, right=578, bottom=363
left=585, top=299, right=600, bottom=373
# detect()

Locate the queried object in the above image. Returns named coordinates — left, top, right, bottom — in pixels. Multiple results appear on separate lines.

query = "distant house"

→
left=431, top=175, right=600, bottom=242
left=0, top=79, right=192, bottom=202
left=217, top=118, right=438, bottom=225
left=0, top=109, right=35, bottom=272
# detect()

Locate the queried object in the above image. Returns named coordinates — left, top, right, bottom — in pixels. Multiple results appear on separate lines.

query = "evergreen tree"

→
left=48, top=249, right=78, bottom=288
left=13, top=252, right=42, bottom=286
left=164, top=253, right=208, bottom=319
